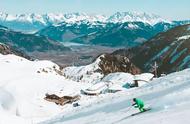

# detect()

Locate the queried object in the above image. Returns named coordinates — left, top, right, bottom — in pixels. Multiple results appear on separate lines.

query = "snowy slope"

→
left=0, top=53, right=140, bottom=123
left=40, top=69, right=190, bottom=124
left=63, top=54, right=142, bottom=84
left=63, top=55, right=104, bottom=83
left=0, top=54, right=90, bottom=124
left=1, top=53, right=190, bottom=124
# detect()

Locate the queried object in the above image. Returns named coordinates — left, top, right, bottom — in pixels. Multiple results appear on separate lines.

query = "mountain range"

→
left=0, top=12, right=170, bottom=32
left=38, top=20, right=190, bottom=47
left=1, top=11, right=190, bottom=48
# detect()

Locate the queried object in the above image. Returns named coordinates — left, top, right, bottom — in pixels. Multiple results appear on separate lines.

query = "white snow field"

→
left=0, top=53, right=190, bottom=124
left=41, top=70, right=190, bottom=124
left=63, top=55, right=104, bottom=84
left=0, top=54, right=90, bottom=124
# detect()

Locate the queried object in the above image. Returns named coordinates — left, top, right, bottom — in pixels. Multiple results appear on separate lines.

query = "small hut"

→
left=44, top=94, right=81, bottom=106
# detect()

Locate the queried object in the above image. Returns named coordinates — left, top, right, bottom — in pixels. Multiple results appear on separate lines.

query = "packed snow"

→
left=0, top=53, right=190, bottom=124
left=41, top=69, right=190, bottom=124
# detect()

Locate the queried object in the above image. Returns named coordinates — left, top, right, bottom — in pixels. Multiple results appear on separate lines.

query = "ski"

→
left=131, top=108, right=151, bottom=116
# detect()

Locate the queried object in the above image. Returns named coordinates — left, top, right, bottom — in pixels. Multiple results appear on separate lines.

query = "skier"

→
left=132, top=98, right=145, bottom=112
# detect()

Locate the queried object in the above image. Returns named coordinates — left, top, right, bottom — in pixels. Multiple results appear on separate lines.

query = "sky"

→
left=0, top=0, right=189, bottom=20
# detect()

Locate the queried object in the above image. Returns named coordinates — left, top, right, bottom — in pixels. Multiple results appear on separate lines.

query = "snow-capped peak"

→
left=63, top=12, right=107, bottom=23
left=107, top=12, right=170, bottom=25
left=0, top=11, right=170, bottom=26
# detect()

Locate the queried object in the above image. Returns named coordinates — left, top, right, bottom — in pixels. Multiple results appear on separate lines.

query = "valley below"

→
left=31, top=43, right=120, bottom=67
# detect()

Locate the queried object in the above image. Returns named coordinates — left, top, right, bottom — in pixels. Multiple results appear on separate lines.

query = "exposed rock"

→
left=0, top=43, right=31, bottom=60
left=98, top=54, right=141, bottom=75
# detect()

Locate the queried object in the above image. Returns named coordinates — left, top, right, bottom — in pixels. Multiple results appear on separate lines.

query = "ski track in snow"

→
left=41, top=70, right=190, bottom=124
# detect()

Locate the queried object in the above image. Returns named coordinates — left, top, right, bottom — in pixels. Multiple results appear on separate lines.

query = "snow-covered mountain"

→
left=0, top=12, right=103, bottom=32
left=0, top=12, right=170, bottom=32
left=1, top=12, right=189, bottom=48
left=107, top=12, right=170, bottom=25
left=38, top=21, right=185, bottom=47
left=35, top=12, right=190, bottom=47
left=0, top=53, right=81, bottom=124
left=0, top=11, right=168, bottom=25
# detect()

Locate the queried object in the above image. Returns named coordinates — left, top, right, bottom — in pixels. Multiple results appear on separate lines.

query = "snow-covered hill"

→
left=63, top=54, right=140, bottom=83
left=0, top=53, right=190, bottom=124
left=41, top=68, right=190, bottom=124
left=0, top=53, right=140, bottom=123
left=0, top=54, right=90, bottom=123
left=63, top=55, right=104, bottom=83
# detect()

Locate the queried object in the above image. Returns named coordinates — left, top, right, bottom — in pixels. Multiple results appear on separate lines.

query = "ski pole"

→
left=124, top=106, right=132, bottom=112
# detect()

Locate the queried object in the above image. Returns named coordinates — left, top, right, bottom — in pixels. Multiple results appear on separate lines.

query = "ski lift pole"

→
left=152, top=61, right=158, bottom=78
left=154, top=61, right=158, bottom=78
